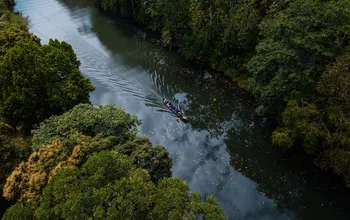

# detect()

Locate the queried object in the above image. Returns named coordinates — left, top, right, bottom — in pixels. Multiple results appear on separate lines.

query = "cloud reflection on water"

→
left=15, top=0, right=350, bottom=219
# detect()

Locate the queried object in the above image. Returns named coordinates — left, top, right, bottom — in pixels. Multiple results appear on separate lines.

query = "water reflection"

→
left=87, top=9, right=259, bottom=139
left=15, top=0, right=350, bottom=219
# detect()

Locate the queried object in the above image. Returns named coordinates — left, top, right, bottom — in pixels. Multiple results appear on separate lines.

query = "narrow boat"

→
left=163, top=98, right=188, bottom=121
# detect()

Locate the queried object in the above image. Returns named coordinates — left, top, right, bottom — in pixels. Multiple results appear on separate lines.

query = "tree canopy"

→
left=91, top=0, right=350, bottom=189
left=0, top=36, right=94, bottom=133
left=0, top=1, right=28, bottom=30
left=0, top=134, right=31, bottom=191
left=247, top=0, right=350, bottom=115
left=118, top=136, right=172, bottom=183
left=272, top=52, right=350, bottom=186
left=0, top=28, right=40, bottom=57
left=35, top=150, right=225, bottom=220
left=0, top=2, right=226, bottom=218
left=3, top=104, right=172, bottom=205
left=0, top=121, right=31, bottom=217
left=31, top=103, right=140, bottom=151
left=2, top=203, right=34, bottom=220
left=2, top=102, right=224, bottom=218
left=96, top=0, right=284, bottom=75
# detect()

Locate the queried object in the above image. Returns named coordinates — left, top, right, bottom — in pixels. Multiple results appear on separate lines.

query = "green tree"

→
left=3, top=140, right=66, bottom=203
left=0, top=39, right=94, bottom=133
left=0, top=28, right=40, bottom=57
left=100, top=0, right=136, bottom=18
left=96, top=0, right=286, bottom=76
left=0, top=134, right=31, bottom=191
left=31, top=104, right=140, bottom=151
left=248, top=0, right=350, bottom=116
left=0, top=122, right=31, bottom=219
left=0, top=1, right=28, bottom=30
left=118, top=136, right=172, bottom=182
left=272, top=52, right=350, bottom=186
left=4, top=104, right=171, bottom=203
left=3, top=135, right=172, bottom=205
left=37, top=150, right=225, bottom=220
left=2, top=202, right=34, bottom=220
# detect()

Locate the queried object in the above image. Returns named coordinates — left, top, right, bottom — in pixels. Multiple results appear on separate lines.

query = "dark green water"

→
left=14, top=0, right=350, bottom=219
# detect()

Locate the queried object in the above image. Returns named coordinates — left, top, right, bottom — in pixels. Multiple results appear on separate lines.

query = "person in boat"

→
left=163, top=98, right=171, bottom=107
left=164, top=99, right=180, bottom=114
left=168, top=102, right=176, bottom=112
left=171, top=104, right=180, bottom=114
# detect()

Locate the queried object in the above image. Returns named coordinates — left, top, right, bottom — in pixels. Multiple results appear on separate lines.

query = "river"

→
left=14, top=0, right=350, bottom=219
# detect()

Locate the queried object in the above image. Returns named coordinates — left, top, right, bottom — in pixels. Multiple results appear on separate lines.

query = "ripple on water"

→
left=15, top=0, right=350, bottom=219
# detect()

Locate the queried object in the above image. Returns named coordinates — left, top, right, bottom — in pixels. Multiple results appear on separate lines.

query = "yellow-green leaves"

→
left=31, top=104, right=140, bottom=152
left=37, top=151, right=225, bottom=219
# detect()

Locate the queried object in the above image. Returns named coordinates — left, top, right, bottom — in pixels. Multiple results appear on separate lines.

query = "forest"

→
left=95, top=0, right=350, bottom=187
left=1, top=0, right=350, bottom=217
left=0, top=0, right=225, bottom=218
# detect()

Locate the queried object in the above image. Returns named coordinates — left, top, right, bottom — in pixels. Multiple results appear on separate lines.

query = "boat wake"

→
left=24, top=5, right=186, bottom=120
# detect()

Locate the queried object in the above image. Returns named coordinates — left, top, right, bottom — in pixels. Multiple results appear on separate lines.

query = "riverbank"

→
left=0, top=1, right=226, bottom=218
left=92, top=0, right=252, bottom=88
left=0, top=0, right=27, bottom=29
left=93, top=0, right=350, bottom=189
left=12, top=0, right=350, bottom=218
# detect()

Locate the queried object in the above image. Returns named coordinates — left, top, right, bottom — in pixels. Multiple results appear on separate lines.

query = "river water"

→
left=15, top=0, right=350, bottom=219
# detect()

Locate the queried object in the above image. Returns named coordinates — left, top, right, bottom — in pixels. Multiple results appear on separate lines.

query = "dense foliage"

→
left=0, top=121, right=31, bottom=216
left=1, top=0, right=350, bottom=216
left=95, top=0, right=350, bottom=186
left=0, top=1, right=225, bottom=218
left=0, top=38, right=94, bottom=133
left=3, top=104, right=169, bottom=203
left=98, top=0, right=277, bottom=74
left=273, top=52, right=350, bottom=186
left=31, top=103, right=140, bottom=151
left=0, top=2, right=37, bottom=216
left=34, top=151, right=224, bottom=219
left=3, top=104, right=224, bottom=219
left=2, top=203, right=34, bottom=220
left=0, top=132, right=31, bottom=191
left=0, top=2, right=225, bottom=219
left=0, top=2, right=94, bottom=134
left=248, top=0, right=350, bottom=115
left=0, top=1, right=27, bottom=30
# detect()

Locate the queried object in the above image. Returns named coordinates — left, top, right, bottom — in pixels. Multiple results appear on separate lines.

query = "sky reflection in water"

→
left=15, top=0, right=350, bottom=219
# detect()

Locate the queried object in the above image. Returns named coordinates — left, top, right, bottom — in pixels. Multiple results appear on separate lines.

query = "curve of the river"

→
left=15, top=0, right=350, bottom=219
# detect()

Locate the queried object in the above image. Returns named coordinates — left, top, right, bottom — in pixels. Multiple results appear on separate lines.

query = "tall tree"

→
left=36, top=151, right=225, bottom=220
left=272, top=52, right=350, bottom=186
left=4, top=104, right=171, bottom=204
left=0, top=28, right=40, bottom=57
left=248, top=0, right=350, bottom=115
left=0, top=131, right=31, bottom=192
left=2, top=203, right=34, bottom=220
left=0, top=39, right=94, bottom=133
left=31, top=104, right=140, bottom=151
left=118, top=136, right=172, bottom=183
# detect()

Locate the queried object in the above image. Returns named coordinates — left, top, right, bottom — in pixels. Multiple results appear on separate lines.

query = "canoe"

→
left=163, top=99, right=188, bottom=121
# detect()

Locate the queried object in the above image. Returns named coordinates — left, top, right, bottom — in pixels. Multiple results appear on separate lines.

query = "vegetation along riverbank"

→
left=95, top=0, right=350, bottom=187
left=0, top=0, right=226, bottom=218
